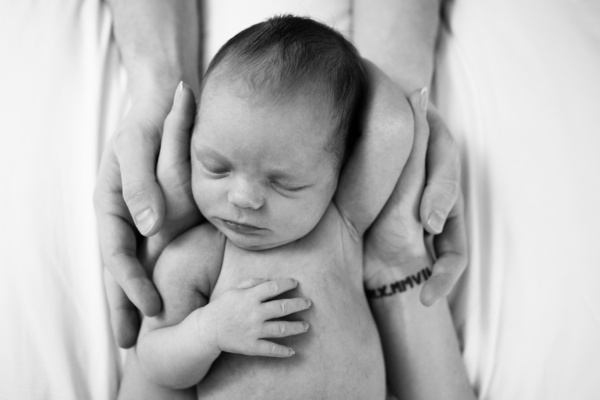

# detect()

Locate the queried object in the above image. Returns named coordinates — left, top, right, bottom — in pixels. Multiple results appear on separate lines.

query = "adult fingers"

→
left=95, top=150, right=162, bottom=317
left=260, top=321, right=310, bottom=339
left=251, top=340, right=296, bottom=357
left=114, top=110, right=166, bottom=237
left=262, top=298, right=312, bottom=319
left=401, top=87, right=431, bottom=193
left=157, top=82, right=197, bottom=187
left=420, top=192, right=468, bottom=306
left=419, top=105, right=461, bottom=235
left=252, top=278, right=299, bottom=302
left=103, top=268, right=140, bottom=348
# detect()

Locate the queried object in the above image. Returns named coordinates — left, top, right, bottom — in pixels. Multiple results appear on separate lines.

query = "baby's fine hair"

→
left=203, top=15, right=367, bottom=166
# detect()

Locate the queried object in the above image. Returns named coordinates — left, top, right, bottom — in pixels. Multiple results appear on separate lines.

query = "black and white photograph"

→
left=1, top=1, right=599, bottom=399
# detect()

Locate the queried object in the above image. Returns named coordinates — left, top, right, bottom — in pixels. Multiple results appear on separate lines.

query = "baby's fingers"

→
left=252, top=340, right=296, bottom=358
left=252, top=278, right=299, bottom=301
left=261, top=320, right=310, bottom=339
left=262, top=298, right=312, bottom=319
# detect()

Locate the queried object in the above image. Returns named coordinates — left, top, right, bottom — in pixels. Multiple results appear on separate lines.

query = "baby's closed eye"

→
left=200, top=160, right=230, bottom=175
left=270, top=181, right=307, bottom=192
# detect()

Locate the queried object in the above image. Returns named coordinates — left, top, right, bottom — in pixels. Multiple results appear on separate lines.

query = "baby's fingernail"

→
left=135, top=208, right=157, bottom=235
left=303, top=322, right=310, bottom=331
left=305, top=299, right=312, bottom=308
left=288, top=348, right=295, bottom=356
left=420, top=87, right=429, bottom=111
left=427, top=210, right=445, bottom=233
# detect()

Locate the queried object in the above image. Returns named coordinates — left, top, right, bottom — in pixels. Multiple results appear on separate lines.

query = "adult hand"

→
left=419, top=105, right=468, bottom=305
left=364, top=88, right=475, bottom=400
left=364, top=89, right=468, bottom=306
left=364, top=88, right=430, bottom=283
left=94, top=83, right=200, bottom=348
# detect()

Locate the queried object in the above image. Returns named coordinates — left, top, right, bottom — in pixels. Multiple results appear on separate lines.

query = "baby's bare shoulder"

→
left=153, top=223, right=225, bottom=297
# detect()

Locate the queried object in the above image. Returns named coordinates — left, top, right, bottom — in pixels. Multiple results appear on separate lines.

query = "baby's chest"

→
left=199, top=221, right=385, bottom=399
left=210, top=214, right=363, bottom=301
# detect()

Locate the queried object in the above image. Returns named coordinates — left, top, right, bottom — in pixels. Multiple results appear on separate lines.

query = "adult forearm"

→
left=366, top=255, right=475, bottom=400
left=353, top=0, right=440, bottom=91
left=107, top=0, right=201, bottom=97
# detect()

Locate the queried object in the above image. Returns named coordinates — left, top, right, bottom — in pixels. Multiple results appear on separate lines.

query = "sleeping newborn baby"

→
left=124, top=15, right=412, bottom=400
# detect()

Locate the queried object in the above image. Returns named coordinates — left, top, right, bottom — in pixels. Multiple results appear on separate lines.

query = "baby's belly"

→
left=196, top=241, right=386, bottom=399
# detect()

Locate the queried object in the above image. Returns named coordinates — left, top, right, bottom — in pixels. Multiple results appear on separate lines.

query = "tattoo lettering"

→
left=366, top=267, right=432, bottom=299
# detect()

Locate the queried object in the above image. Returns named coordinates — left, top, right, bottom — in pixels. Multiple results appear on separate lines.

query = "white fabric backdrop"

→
left=2, top=0, right=599, bottom=399
left=0, top=1, right=125, bottom=399
left=435, top=0, right=600, bottom=399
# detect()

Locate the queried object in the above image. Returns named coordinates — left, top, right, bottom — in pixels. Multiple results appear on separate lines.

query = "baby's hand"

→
left=207, top=278, right=311, bottom=357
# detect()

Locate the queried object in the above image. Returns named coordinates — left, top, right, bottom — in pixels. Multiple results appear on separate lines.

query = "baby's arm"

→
left=334, top=60, right=416, bottom=238
left=132, top=225, right=311, bottom=390
left=134, top=224, right=223, bottom=389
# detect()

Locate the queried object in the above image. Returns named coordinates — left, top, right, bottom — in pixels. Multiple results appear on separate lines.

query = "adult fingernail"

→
left=427, top=210, right=445, bottom=233
left=175, top=81, right=183, bottom=101
left=135, top=208, right=157, bottom=235
left=420, top=87, right=429, bottom=111
left=421, top=284, right=439, bottom=307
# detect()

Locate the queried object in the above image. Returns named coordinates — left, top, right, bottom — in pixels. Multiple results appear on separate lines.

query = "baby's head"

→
left=191, top=15, right=366, bottom=250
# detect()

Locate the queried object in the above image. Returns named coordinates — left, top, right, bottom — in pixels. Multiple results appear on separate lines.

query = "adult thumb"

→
left=114, top=122, right=166, bottom=236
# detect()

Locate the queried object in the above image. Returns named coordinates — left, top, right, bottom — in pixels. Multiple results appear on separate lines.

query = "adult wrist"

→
left=365, top=255, right=433, bottom=301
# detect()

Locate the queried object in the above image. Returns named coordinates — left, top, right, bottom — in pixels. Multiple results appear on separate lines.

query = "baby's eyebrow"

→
left=193, top=144, right=228, bottom=161
left=267, top=168, right=305, bottom=181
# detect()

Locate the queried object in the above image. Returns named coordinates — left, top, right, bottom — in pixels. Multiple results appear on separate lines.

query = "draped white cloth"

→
left=435, top=1, right=600, bottom=399
left=0, top=1, right=125, bottom=399
left=2, top=0, right=599, bottom=398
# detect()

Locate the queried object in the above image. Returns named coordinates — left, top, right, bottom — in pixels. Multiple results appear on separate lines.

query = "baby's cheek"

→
left=191, top=176, right=218, bottom=215
left=286, top=194, right=329, bottom=236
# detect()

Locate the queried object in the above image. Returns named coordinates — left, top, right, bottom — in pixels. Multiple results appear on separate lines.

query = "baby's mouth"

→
left=219, top=218, right=264, bottom=234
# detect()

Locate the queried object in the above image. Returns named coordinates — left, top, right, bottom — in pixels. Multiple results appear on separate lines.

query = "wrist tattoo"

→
left=365, top=267, right=432, bottom=299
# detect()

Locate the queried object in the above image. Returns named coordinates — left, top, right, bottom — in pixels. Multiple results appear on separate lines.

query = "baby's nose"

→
left=227, top=179, right=264, bottom=210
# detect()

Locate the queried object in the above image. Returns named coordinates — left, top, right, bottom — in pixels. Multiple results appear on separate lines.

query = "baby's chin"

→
left=224, top=231, right=296, bottom=251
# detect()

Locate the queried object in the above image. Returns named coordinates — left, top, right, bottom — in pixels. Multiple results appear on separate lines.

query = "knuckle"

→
left=279, top=300, right=287, bottom=315
left=268, top=280, right=279, bottom=295
left=122, top=182, right=154, bottom=207
left=279, top=322, right=286, bottom=336
left=271, top=344, right=282, bottom=356
left=439, top=181, right=459, bottom=203
left=426, top=181, right=459, bottom=210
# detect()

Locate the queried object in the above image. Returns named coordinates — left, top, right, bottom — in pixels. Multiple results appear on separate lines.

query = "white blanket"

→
left=0, top=1, right=125, bottom=399
left=3, top=0, right=599, bottom=399
left=435, top=0, right=600, bottom=398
